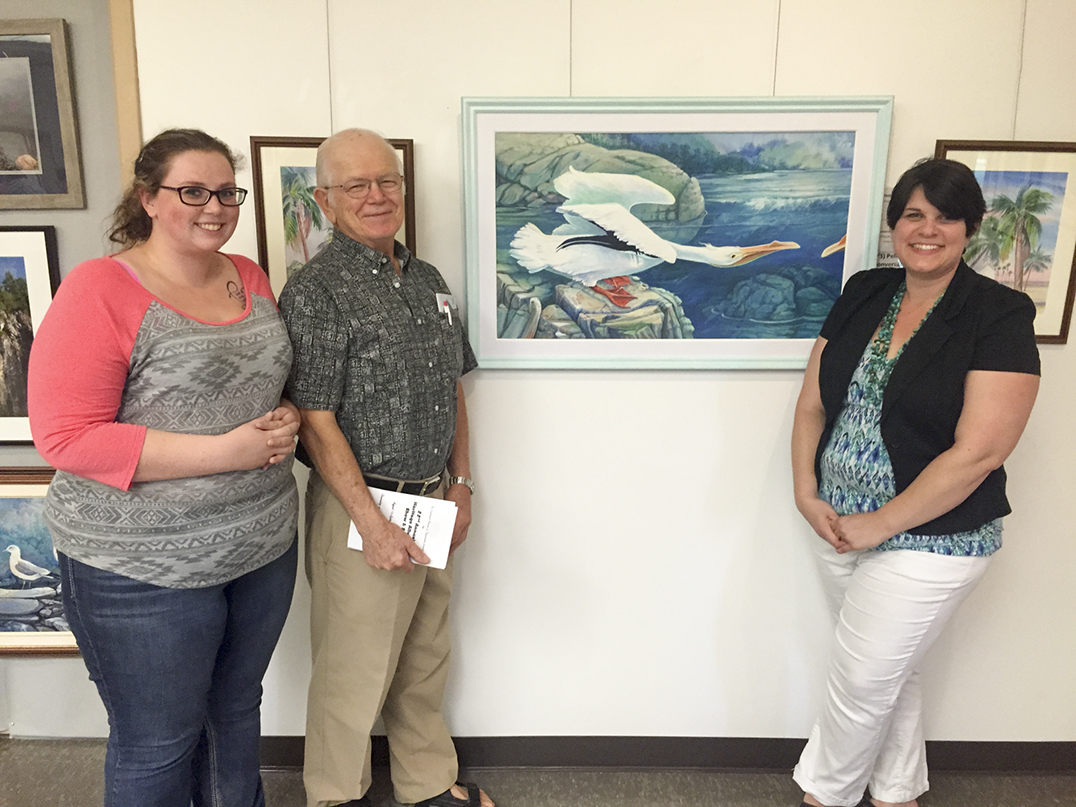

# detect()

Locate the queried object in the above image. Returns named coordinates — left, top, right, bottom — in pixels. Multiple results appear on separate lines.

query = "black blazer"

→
left=815, top=263, right=1040, bottom=535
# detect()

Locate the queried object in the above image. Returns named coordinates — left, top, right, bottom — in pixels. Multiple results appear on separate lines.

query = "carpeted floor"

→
left=3, top=737, right=1076, bottom=806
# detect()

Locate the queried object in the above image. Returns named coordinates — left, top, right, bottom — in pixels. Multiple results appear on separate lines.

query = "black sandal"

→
left=415, top=782, right=483, bottom=807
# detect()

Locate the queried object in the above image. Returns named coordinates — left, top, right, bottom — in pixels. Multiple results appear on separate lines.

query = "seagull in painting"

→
left=509, top=167, right=800, bottom=307
left=5, top=544, right=51, bottom=588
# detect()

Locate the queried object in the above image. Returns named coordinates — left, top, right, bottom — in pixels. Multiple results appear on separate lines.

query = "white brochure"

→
left=347, top=489, right=457, bottom=570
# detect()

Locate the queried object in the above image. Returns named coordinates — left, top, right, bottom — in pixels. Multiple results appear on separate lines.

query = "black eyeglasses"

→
left=322, top=173, right=404, bottom=199
left=159, top=185, right=248, bottom=206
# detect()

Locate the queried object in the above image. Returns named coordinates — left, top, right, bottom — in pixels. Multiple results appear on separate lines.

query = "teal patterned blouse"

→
left=818, top=283, right=1001, bottom=556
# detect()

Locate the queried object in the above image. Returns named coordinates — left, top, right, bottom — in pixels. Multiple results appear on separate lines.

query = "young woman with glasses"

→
left=28, top=128, right=300, bottom=807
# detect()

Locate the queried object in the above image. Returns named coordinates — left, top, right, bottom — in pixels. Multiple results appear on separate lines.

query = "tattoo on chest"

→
left=227, top=279, right=245, bottom=306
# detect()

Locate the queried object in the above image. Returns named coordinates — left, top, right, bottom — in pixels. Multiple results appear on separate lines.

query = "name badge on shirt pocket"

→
left=435, top=293, right=457, bottom=325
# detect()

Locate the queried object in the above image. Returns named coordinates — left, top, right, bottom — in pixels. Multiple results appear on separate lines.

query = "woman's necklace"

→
left=871, top=283, right=905, bottom=361
left=866, top=281, right=941, bottom=388
left=872, top=281, right=943, bottom=359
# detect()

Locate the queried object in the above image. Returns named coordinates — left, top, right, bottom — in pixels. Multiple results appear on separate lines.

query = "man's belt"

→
left=363, top=471, right=443, bottom=496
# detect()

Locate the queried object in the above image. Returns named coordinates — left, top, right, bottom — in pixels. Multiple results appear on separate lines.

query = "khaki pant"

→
left=303, top=472, right=458, bottom=807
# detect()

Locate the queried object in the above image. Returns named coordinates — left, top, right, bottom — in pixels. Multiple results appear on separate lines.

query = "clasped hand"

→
left=230, top=403, right=300, bottom=470
left=799, top=497, right=892, bottom=554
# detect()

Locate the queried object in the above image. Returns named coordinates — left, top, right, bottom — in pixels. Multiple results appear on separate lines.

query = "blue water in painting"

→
left=496, top=169, right=851, bottom=339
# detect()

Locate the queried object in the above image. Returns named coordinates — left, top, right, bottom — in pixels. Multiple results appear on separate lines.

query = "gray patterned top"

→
left=43, top=261, right=298, bottom=588
left=280, top=232, right=477, bottom=479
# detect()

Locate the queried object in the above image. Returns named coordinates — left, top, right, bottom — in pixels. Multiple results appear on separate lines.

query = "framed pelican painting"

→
left=461, top=96, right=893, bottom=369
left=0, top=467, right=77, bottom=655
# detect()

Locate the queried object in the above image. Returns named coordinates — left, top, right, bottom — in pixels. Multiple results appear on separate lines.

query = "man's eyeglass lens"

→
left=331, top=175, right=404, bottom=199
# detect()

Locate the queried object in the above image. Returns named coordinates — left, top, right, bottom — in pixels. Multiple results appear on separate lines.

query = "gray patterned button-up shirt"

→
left=280, top=232, right=477, bottom=480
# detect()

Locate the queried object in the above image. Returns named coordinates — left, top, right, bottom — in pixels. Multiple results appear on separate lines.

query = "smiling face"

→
left=314, top=132, right=404, bottom=255
left=140, top=150, right=239, bottom=255
left=891, top=186, right=972, bottom=282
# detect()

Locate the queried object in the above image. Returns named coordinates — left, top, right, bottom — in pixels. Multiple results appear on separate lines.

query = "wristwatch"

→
left=447, top=475, right=475, bottom=495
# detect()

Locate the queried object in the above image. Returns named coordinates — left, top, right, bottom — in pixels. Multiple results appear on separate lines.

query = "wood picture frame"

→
left=250, top=136, right=416, bottom=296
left=0, top=18, right=85, bottom=209
left=935, top=139, right=1076, bottom=344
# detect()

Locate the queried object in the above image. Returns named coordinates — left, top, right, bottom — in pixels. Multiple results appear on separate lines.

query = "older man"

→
left=279, top=129, right=491, bottom=807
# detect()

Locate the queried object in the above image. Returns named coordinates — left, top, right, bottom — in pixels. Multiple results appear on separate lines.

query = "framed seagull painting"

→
left=461, top=96, right=892, bottom=369
left=0, top=467, right=77, bottom=655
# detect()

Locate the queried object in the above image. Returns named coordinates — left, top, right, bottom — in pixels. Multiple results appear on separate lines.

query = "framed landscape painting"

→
left=461, top=96, right=892, bottom=369
left=0, top=226, right=60, bottom=443
left=0, top=18, right=84, bottom=209
left=0, top=467, right=77, bottom=655
left=936, top=140, right=1076, bottom=344
left=250, top=136, right=416, bottom=296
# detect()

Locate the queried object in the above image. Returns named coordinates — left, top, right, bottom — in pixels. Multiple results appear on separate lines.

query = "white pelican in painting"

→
left=5, top=544, right=51, bottom=587
left=510, top=167, right=800, bottom=307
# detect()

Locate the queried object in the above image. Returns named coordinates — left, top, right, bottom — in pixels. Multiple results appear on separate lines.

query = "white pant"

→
left=793, top=543, right=992, bottom=806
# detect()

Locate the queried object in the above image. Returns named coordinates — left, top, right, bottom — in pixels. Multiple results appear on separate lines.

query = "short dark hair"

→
left=886, top=158, right=986, bottom=237
left=108, top=129, right=239, bottom=246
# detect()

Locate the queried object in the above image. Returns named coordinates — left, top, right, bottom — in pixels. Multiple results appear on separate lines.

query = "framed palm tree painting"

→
left=936, top=140, right=1076, bottom=344
left=250, top=136, right=416, bottom=296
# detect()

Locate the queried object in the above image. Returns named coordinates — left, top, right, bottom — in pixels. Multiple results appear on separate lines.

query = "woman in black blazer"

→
left=790, top=160, right=1040, bottom=807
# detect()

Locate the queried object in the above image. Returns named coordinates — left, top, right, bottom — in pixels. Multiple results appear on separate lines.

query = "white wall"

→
left=6, top=0, right=1076, bottom=744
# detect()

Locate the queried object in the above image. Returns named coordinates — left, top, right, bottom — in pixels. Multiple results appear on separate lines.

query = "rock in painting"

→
left=497, top=265, right=692, bottom=339
left=0, top=308, right=34, bottom=417
left=495, top=133, right=706, bottom=243
left=556, top=279, right=693, bottom=339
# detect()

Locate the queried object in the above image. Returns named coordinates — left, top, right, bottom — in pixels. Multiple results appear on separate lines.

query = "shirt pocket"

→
left=435, top=309, right=465, bottom=379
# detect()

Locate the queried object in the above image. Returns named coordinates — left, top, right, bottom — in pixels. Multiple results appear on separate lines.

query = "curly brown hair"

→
left=108, top=129, right=240, bottom=246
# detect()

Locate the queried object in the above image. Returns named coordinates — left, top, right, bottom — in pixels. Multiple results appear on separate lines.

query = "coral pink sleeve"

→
left=230, top=253, right=278, bottom=306
left=28, top=258, right=150, bottom=490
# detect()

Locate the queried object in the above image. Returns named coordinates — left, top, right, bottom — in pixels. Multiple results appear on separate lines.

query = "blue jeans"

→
left=59, top=541, right=297, bottom=807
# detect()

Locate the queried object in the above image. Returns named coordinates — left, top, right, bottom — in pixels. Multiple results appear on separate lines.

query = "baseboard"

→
left=259, top=736, right=1076, bottom=773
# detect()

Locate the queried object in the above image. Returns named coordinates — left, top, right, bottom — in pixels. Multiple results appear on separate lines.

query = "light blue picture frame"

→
left=461, top=96, right=892, bottom=369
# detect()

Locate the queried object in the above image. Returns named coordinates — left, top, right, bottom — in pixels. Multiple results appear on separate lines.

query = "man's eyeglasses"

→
left=323, top=173, right=404, bottom=199
left=159, top=186, right=248, bottom=206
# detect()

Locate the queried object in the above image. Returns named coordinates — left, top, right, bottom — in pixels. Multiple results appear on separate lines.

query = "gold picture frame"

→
left=0, top=18, right=85, bottom=209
